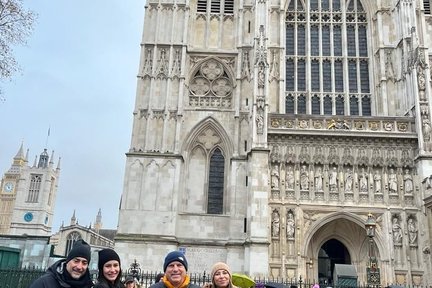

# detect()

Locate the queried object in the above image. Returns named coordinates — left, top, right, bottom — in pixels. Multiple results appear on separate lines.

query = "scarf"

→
left=162, top=274, right=191, bottom=288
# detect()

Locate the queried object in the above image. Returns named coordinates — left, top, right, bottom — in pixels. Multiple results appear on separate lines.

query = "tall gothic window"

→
left=196, top=0, right=234, bottom=14
left=285, top=0, right=371, bottom=115
left=27, top=174, right=42, bottom=203
left=207, top=148, right=225, bottom=214
left=65, top=231, right=82, bottom=256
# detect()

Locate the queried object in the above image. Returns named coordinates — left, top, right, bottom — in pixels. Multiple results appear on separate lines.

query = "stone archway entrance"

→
left=304, top=213, right=374, bottom=284
left=318, top=239, right=351, bottom=285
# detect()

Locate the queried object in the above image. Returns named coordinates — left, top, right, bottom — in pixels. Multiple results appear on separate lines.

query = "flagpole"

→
left=45, top=127, right=50, bottom=147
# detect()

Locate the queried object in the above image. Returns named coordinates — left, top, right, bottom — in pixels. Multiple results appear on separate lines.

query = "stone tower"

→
left=116, top=0, right=432, bottom=285
left=0, top=144, right=61, bottom=236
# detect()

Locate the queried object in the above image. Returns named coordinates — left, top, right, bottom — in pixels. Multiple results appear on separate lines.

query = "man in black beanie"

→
left=149, top=251, right=200, bottom=288
left=29, top=239, right=93, bottom=288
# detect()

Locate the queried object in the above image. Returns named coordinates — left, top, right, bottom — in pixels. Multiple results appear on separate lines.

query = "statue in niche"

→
left=300, top=165, right=309, bottom=190
left=329, top=166, right=338, bottom=192
left=388, top=168, right=398, bottom=194
left=359, top=167, right=368, bottom=192
left=258, top=64, right=265, bottom=88
left=385, top=49, right=395, bottom=81
left=408, top=218, right=418, bottom=245
left=286, top=212, right=295, bottom=239
left=285, top=166, right=295, bottom=190
left=423, top=118, right=431, bottom=140
left=345, top=168, right=353, bottom=192
left=374, top=170, right=382, bottom=193
left=271, top=210, right=280, bottom=237
left=392, top=216, right=403, bottom=245
left=423, top=119, right=431, bottom=150
left=315, top=167, right=323, bottom=191
left=271, top=165, right=280, bottom=189
left=403, top=169, right=414, bottom=194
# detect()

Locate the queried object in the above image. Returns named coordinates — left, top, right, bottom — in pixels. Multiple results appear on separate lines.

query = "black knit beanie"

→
left=98, top=249, right=121, bottom=271
left=163, top=251, right=188, bottom=271
left=66, top=239, right=91, bottom=263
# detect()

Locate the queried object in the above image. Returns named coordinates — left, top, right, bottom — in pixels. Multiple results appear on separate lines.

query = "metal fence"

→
left=125, top=271, right=429, bottom=288
left=0, top=268, right=45, bottom=288
left=0, top=268, right=429, bottom=288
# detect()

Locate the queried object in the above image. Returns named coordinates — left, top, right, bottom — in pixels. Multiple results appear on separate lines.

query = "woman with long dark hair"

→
left=94, top=249, right=124, bottom=288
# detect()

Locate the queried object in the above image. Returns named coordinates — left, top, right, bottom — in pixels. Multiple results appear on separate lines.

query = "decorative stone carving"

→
left=241, top=49, right=252, bottom=81
left=392, top=215, right=403, bottom=246
left=300, top=165, right=309, bottom=190
left=403, top=169, right=414, bottom=194
left=286, top=211, right=295, bottom=239
left=328, top=119, right=350, bottom=129
left=374, top=170, right=382, bottom=193
left=171, top=48, right=181, bottom=77
left=388, top=168, right=398, bottom=194
left=143, top=47, right=154, bottom=76
left=359, top=167, right=368, bottom=192
left=385, top=49, right=395, bottom=81
left=314, top=167, right=323, bottom=191
left=328, top=146, right=340, bottom=164
left=189, top=59, right=233, bottom=108
left=329, top=166, right=338, bottom=192
left=285, top=165, right=295, bottom=190
left=271, top=209, right=280, bottom=237
left=407, top=217, right=418, bottom=246
left=344, top=167, right=353, bottom=192
left=156, top=48, right=169, bottom=78
left=270, top=146, right=281, bottom=163
left=271, top=164, right=280, bottom=189
left=422, top=119, right=432, bottom=151
left=269, top=49, right=280, bottom=81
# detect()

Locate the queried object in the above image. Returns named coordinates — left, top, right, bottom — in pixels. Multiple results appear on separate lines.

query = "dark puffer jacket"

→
left=93, top=278, right=125, bottom=288
left=29, top=260, right=94, bottom=288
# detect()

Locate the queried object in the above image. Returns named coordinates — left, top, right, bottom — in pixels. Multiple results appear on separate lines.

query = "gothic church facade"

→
left=116, top=0, right=432, bottom=285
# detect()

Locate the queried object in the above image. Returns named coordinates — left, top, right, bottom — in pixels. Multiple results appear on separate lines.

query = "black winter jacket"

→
left=93, top=278, right=125, bottom=288
left=29, top=260, right=94, bottom=288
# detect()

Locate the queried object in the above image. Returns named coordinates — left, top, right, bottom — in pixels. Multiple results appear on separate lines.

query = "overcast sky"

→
left=0, top=1, right=144, bottom=231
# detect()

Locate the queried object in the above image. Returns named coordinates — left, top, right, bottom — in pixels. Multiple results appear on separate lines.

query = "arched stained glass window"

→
left=207, top=148, right=225, bottom=214
left=285, top=0, right=371, bottom=115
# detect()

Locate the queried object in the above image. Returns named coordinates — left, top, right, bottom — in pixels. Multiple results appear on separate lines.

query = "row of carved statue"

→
left=270, top=164, right=414, bottom=194
left=271, top=210, right=418, bottom=247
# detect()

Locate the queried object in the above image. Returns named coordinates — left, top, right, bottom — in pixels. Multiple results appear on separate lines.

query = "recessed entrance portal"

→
left=318, top=239, right=351, bottom=285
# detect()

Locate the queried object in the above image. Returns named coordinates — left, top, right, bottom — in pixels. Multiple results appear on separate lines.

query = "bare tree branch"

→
left=0, top=0, right=36, bottom=97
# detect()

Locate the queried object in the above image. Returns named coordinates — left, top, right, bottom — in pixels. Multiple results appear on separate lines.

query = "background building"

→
left=114, top=0, right=432, bottom=285
left=0, top=145, right=116, bottom=269
left=0, top=144, right=60, bottom=268
left=50, top=209, right=116, bottom=272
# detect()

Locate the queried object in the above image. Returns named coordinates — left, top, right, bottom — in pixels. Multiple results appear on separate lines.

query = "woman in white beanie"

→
left=203, top=262, right=238, bottom=288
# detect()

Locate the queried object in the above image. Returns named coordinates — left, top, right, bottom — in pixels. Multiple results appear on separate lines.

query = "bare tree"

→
left=0, top=0, right=36, bottom=99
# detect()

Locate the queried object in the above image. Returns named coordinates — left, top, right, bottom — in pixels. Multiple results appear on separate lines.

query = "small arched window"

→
left=65, top=231, right=82, bottom=256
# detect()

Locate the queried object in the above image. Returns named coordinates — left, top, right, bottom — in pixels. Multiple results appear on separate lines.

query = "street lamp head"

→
left=365, top=213, right=376, bottom=238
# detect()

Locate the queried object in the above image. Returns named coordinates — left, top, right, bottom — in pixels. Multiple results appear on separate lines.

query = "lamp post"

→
left=365, top=213, right=380, bottom=286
